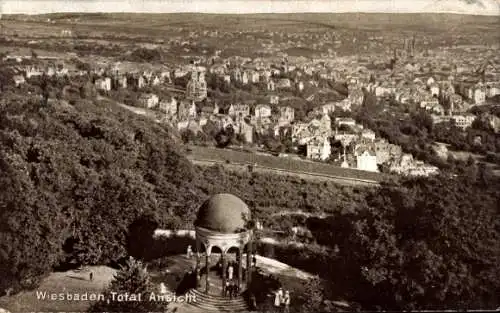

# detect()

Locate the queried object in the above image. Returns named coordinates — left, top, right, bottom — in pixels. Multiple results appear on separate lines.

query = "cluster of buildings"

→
left=291, top=114, right=438, bottom=176
left=6, top=38, right=498, bottom=177
left=9, top=61, right=70, bottom=87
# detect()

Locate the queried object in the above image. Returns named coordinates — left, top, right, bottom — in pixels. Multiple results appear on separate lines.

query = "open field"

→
left=6, top=12, right=500, bottom=33
left=187, top=145, right=386, bottom=183
left=0, top=266, right=116, bottom=313
left=2, top=13, right=499, bottom=48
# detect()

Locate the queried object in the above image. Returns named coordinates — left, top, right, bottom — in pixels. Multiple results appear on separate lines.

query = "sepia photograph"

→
left=0, top=0, right=499, bottom=312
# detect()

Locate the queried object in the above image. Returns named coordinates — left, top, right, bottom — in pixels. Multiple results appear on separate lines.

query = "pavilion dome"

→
left=194, top=193, right=251, bottom=234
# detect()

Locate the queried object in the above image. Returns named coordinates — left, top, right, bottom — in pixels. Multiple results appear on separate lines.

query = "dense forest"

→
left=0, top=95, right=499, bottom=310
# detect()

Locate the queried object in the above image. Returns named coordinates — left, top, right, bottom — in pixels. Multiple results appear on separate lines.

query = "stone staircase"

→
left=187, top=288, right=249, bottom=312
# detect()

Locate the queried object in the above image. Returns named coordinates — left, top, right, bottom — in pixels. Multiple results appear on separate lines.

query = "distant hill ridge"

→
left=1, top=0, right=499, bottom=16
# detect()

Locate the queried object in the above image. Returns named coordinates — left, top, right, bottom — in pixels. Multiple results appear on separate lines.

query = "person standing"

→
left=229, top=281, right=234, bottom=300
left=252, top=253, right=257, bottom=268
left=250, top=293, right=257, bottom=310
left=283, top=290, right=291, bottom=313
left=273, top=290, right=281, bottom=310
left=234, top=282, right=239, bottom=296
left=186, top=245, right=193, bottom=258
left=277, top=287, right=284, bottom=303
left=159, top=282, right=167, bottom=294
left=224, top=280, right=230, bottom=297
left=196, top=269, right=201, bottom=288
left=89, top=272, right=93, bottom=281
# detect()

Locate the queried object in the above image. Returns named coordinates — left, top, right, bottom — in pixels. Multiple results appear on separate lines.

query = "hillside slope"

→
left=0, top=96, right=194, bottom=292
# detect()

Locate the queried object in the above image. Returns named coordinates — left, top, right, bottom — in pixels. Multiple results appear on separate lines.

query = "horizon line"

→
left=3, top=11, right=500, bottom=17
left=1, top=0, right=499, bottom=17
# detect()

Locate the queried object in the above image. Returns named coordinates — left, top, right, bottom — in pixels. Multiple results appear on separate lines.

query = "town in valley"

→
left=0, top=3, right=499, bottom=313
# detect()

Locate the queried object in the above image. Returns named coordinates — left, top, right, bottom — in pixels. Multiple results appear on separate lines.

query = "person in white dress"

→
left=283, top=290, right=291, bottom=313
left=274, top=290, right=281, bottom=308
left=159, top=282, right=167, bottom=294
left=186, top=245, right=193, bottom=258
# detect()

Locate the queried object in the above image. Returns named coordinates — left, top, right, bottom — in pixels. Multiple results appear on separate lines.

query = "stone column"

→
left=221, top=252, right=226, bottom=296
left=205, top=252, right=210, bottom=294
left=195, top=240, right=201, bottom=269
left=195, top=240, right=201, bottom=289
left=237, top=248, right=243, bottom=291
left=246, top=240, right=252, bottom=286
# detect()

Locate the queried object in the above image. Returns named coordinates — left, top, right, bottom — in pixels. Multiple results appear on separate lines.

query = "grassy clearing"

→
left=187, top=145, right=385, bottom=182
left=0, top=266, right=115, bottom=312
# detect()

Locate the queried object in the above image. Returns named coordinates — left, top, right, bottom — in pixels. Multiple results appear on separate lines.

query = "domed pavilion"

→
left=194, top=193, right=255, bottom=295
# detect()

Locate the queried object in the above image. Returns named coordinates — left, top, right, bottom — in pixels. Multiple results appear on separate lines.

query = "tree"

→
left=180, top=129, right=196, bottom=144
left=0, top=92, right=194, bottom=293
left=215, top=125, right=235, bottom=148
left=127, top=214, right=159, bottom=260
left=471, top=118, right=493, bottom=132
left=88, top=257, right=168, bottom=313
left=306, top=174, right=500, bottom=310
left=411, top=110, right=433, bottom=134
left=301, top=276, right=326, bottom=313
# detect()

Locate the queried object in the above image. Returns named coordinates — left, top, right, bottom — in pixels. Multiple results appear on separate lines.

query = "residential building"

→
left=25, top=66, right=43, bottom=78
left=453, top=114, right=476, bottom=129
left=374, top=86, right=395, bottom=97
left=429, top=84, right=440, bottom=97
left=235, top=120, right=254, bottom=143
left=307, top=136, right=331, bottom=161
left=421, top=99, right=444, bottom=114
left=248, top=70, right=260, bottom=83
left=241, top=71, right=249, bottom=85
left=276, top=78, right=291, bottom=89
left=473, top=88, right=486, bottom=105
left=321, top=103, right=336, bottom=115
left=13, top=75, right=26, bottom=87
left=255, top=104, right=272, bottom=119
left=357, top=150, right=378, bottom=172
left=486, top=84, right=500, bottom=97
left=232, top=68, right=243, bottom=82
left=279, top=106, right=295, bottom=123
left=95, top=77, right=111, bottom=91
left=113, top=76, right=127, bottom=89
left=334, top=133, right=358, bottom=144
left=269, top=95, right=280, bottom=105
left=178, top=100, right=197, bottom=120
left=186, top=68, right=208, bottom=101
left=335, top=99, right=352, bottom=112
left=348, top=88, right=364, bottom=106
left=449, top=94, right=463, bottom=111
left=159, top=97, right=178, bottom=117
left=267, top=80, right=276, bottom=91
left=374, top=140, right=402, bottom=164
left=361, top=129, right=376, bottom=142
left=139, top=93, right=159, bottom=109
left=228, top=104, right=250, bottom=118
left=160, top=71, right=171, bottom=84
left=151, top=75, right=161, bottom=86
left=336, top=117, right=356, bottom=128
left=390, top=154, right=438, bottom=177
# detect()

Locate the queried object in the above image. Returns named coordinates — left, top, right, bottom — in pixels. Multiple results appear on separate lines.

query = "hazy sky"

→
left=1, top=0, right=499, bottom=15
